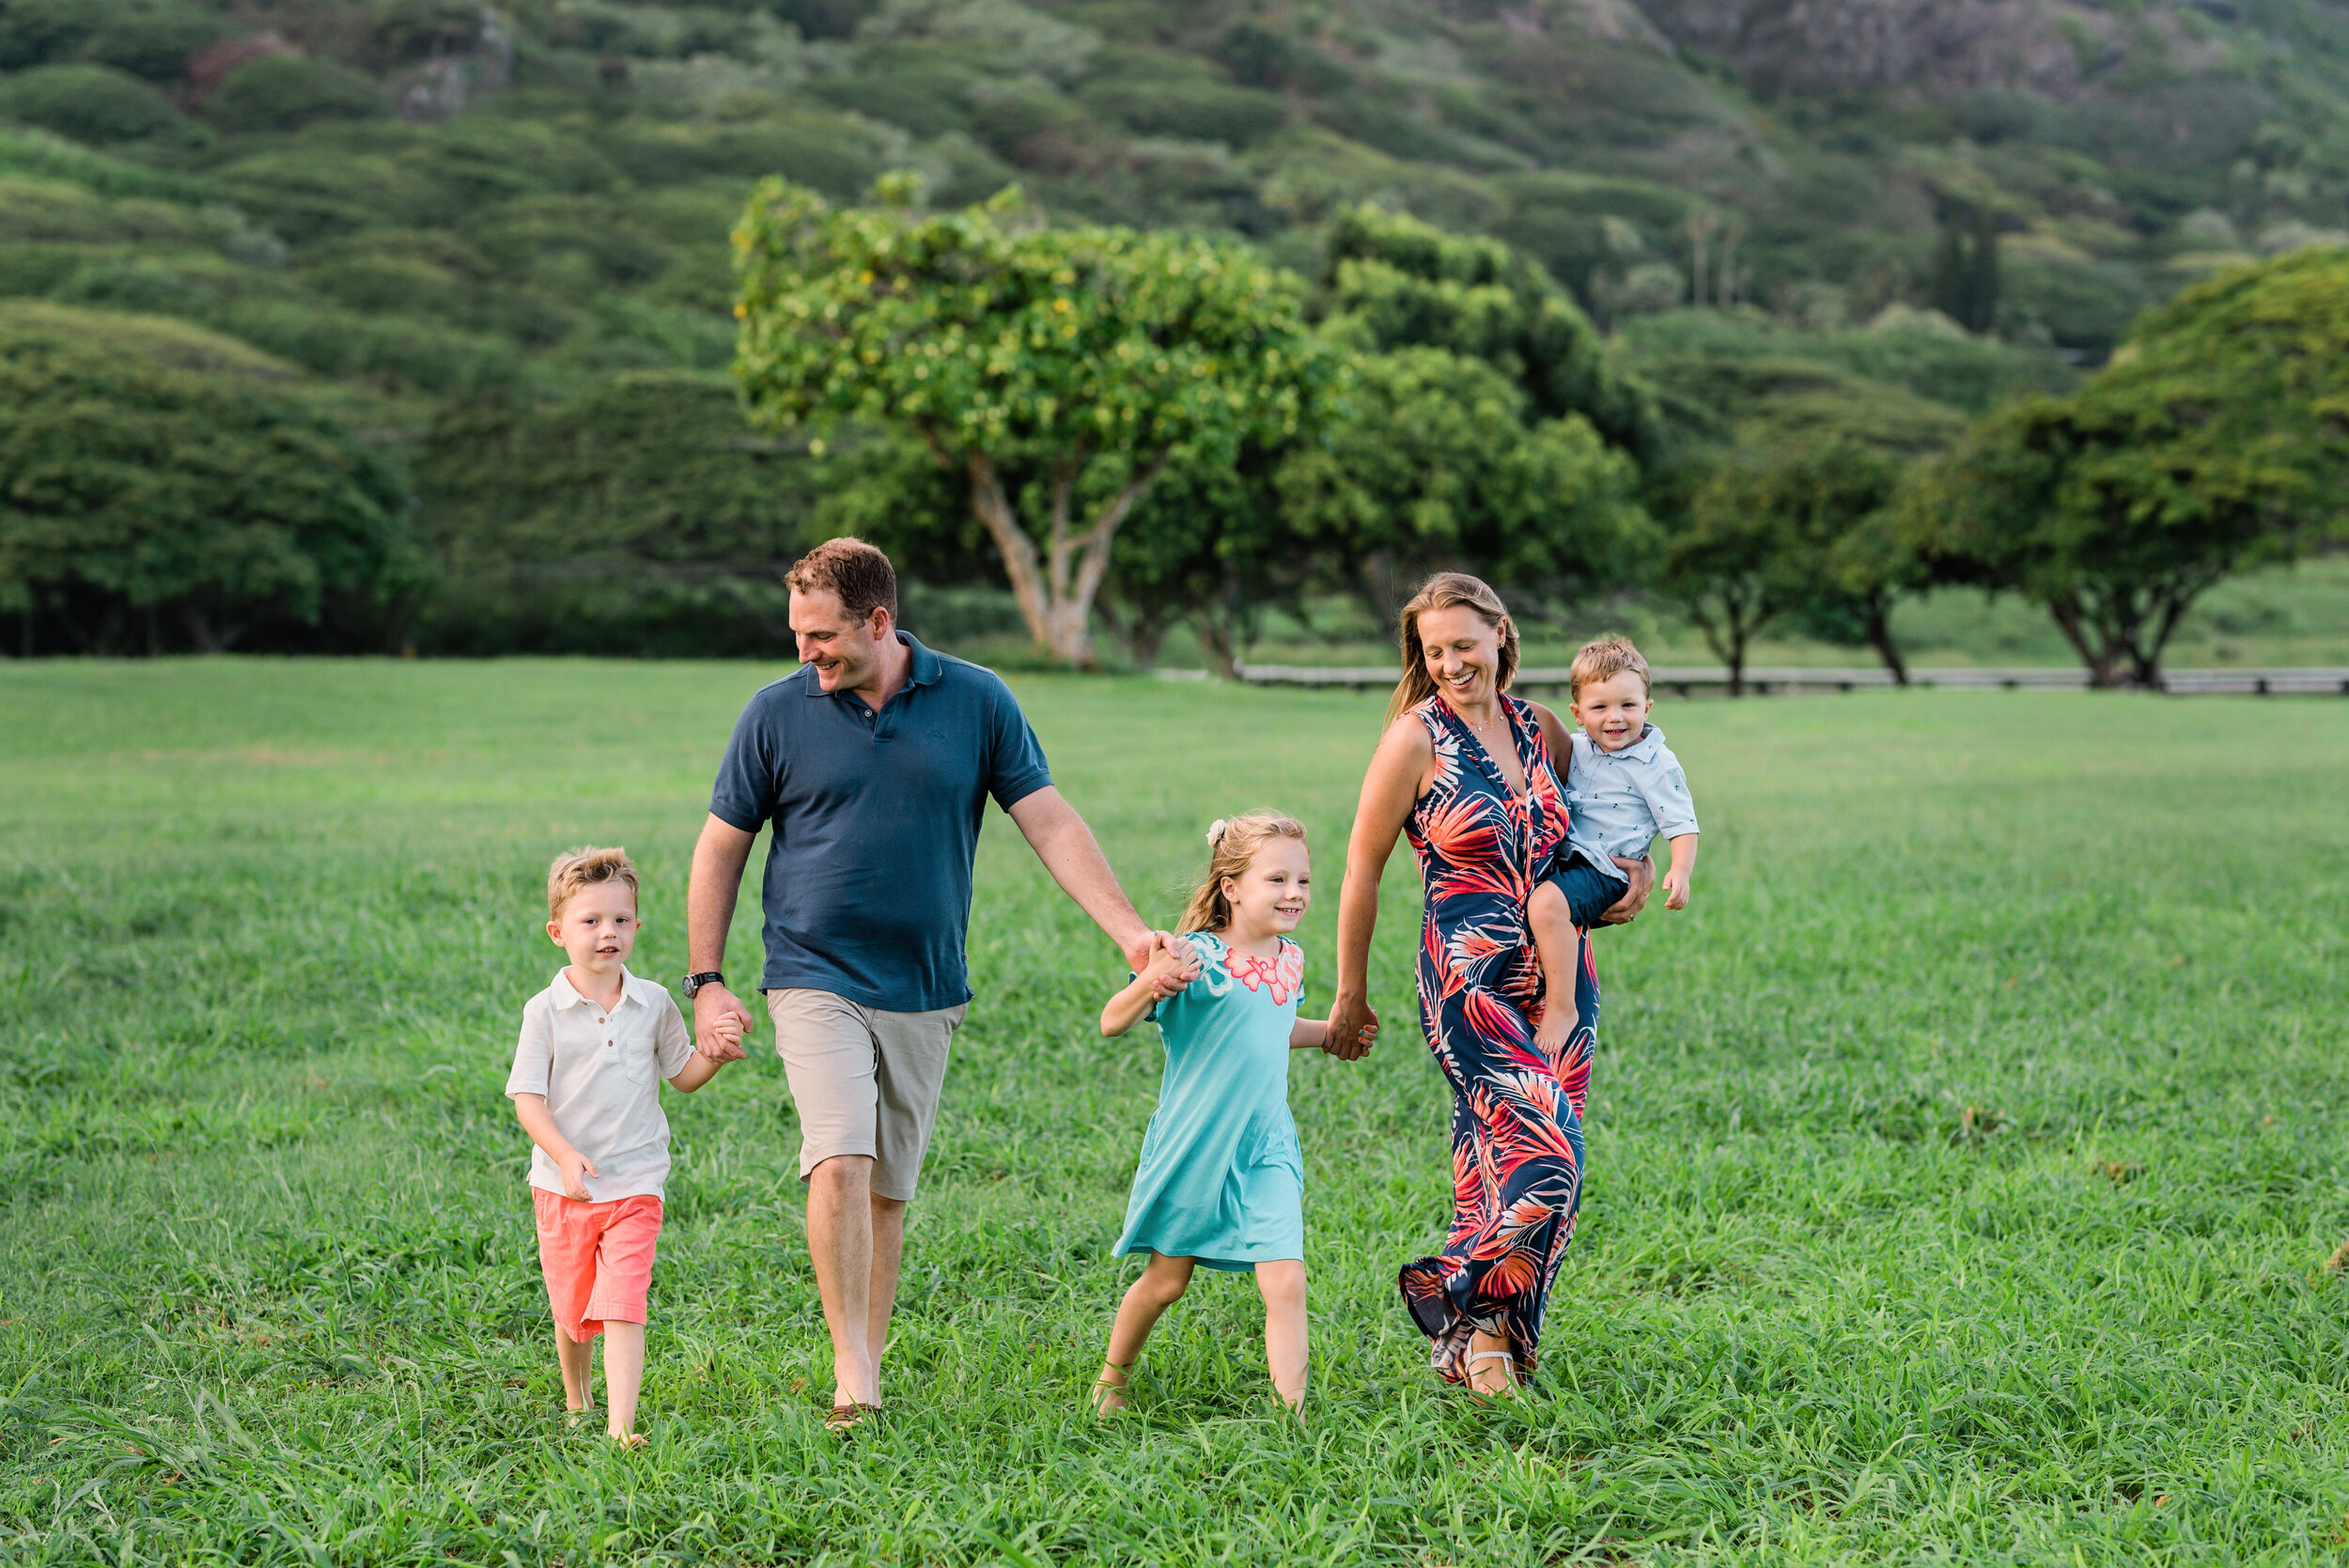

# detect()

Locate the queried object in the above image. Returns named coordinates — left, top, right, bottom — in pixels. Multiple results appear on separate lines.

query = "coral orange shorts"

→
left=532, top=1188, right=661, bottom=1344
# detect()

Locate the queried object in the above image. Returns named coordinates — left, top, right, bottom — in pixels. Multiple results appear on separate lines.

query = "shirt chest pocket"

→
left=595, top=1025, right=659, bottom=1085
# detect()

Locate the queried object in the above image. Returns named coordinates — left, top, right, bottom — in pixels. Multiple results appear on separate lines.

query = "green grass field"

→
left=3, top=661, right=2346, bottom=1565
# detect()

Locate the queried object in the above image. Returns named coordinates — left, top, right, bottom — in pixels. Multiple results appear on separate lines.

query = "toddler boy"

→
left=506, top=846, right=736, bottom=1444
left=1530, top=636, right=1702, bottom=1053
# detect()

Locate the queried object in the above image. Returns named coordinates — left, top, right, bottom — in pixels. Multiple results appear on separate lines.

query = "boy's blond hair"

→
left=1569, top=635, right=1651, bottom=700
left=547, top=846, right=639, bottom=919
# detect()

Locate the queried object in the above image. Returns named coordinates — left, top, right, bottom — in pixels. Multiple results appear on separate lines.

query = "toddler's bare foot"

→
left=1533, top=1013, right=1575, bottom=1059
left=610, top=1429, right=645, bottom=1449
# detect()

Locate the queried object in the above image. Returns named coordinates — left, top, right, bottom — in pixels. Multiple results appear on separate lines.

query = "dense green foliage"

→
left=0, top=301, right=417, bottom=652
left=6, top=664, right=2349, bottom=1562
left=0, top=0, right=2343, bottom=662
left=1903, top=247, right=2349, bottom=686
left=734, top=176, right=1319, bottom=662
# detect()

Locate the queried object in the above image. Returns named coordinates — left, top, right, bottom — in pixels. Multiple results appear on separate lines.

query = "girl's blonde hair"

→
left=1388, top=571, right=1520, bottom=722
left=1176, top=812, right=1307, bottom=935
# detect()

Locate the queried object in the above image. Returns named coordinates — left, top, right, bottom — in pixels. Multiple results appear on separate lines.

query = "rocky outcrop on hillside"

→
left=1633, top=0, right=2228, bottom=98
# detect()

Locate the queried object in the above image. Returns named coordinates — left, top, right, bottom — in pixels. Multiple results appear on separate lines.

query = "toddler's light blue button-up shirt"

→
left=1562, top=723, right=1700, bottom=887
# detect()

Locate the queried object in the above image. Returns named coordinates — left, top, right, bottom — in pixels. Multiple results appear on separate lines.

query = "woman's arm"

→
left=1327, top=718, right=1430, bottom=1060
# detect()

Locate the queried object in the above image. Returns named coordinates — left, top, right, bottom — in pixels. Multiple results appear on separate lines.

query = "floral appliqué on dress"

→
left=1224, top=939, right=1303, bottom=1006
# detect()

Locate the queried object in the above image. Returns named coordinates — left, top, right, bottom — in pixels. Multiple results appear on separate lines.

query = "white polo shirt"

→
left=506, top=968, right=696, bottom=1203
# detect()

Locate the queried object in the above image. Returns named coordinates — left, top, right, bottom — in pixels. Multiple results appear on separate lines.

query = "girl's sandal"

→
left=1464, top=1349, right=1521, bottom=1402
left=823, top=1401, right=880, bottom=1436
left=1089, top=1363, right=1132, bottom=1420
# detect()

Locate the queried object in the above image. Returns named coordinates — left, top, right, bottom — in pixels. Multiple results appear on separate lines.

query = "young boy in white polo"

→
left=1528, top=636, right=1701, bottom=1054
left=507, top=846, right=737, bottom=1444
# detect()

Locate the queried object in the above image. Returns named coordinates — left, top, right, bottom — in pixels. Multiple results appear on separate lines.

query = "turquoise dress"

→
left=1114, top=931, right=1306, bottom=1271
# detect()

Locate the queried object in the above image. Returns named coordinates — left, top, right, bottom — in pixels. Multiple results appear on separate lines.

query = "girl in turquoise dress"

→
left=1090, top=812, right=1378, bottom=1415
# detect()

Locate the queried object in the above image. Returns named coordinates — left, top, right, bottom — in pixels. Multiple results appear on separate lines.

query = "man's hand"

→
left=1324, top=992, right=1377, bottom=1061
left=1598, top=855, right=1656, bottom=924
left=693, top=984, right=753, bottom=1063
left=558, top=1148, right=599, bottom=1203
left=1137, top=933, right=1200, bottom=1000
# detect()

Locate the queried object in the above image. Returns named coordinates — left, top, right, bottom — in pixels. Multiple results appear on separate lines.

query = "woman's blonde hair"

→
left=1176, top=812, right=1308, bottom=935
left=1388, top=571, right=1519, bottom=722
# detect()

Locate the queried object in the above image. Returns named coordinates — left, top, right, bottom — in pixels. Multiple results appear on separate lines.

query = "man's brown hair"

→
left=1569, top=635, right=1651, bottom=699
left=785, top=536, right=898, bottom=624
left=547, top=846, right=639, bottom=920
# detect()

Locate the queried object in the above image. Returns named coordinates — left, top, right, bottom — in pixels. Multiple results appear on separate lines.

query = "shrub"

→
left=0, top=63, right=192, bottom=145
left=0, top=300, right=419, bottom=654
left=203, top=54, right=385, bottom=132
left=1075, top=77, right=1284, bottom=146
left=0, top=0, right=220, bottom=79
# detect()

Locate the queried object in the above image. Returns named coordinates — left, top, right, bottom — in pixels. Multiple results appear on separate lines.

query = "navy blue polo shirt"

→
left=708, top=633, right=1052, bottom=1012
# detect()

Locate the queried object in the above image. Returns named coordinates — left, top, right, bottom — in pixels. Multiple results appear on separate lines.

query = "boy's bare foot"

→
left=564, top=1407, right=593, bottom=1431
left=610, top=1430, right=646, bottom=1449
left=1089, top=1362, right=1130, bottom=1419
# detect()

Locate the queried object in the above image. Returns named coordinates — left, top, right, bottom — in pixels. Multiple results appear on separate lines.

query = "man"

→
left=684, top=537, right=1164, bottom=1431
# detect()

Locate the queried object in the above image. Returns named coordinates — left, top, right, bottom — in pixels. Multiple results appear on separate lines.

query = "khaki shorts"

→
left=764, top=988, right=966, bottom=1203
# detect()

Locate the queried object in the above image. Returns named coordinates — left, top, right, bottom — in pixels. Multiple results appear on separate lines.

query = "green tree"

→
left=1318, top=203, right=1663, bottom=465
left=0, top=302, right=416, bottom=655
left=733, top=175, right=1319, bottom=665
left=1671, top=437, right=1916, bottom=693
left=413, top=371, right=822, bottom=656
left=1278, top=346, right=1652, bottom=626
left=1902, top=247, right=2349, bottom=688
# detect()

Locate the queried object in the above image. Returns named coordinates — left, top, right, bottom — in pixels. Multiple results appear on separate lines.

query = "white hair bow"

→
left=1206, top=818, right=1228, bottom=847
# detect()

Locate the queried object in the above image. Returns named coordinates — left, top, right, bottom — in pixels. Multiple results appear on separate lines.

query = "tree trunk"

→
left=2046, top=591, right=2118, bottom=689
left=957, top=446, right=1167, bottom=667
left=1862, top=598, right=1908, bottom=686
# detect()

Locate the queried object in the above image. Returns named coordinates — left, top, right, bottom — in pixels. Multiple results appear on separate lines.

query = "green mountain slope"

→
left=3, top=0, right=2345, bottom=652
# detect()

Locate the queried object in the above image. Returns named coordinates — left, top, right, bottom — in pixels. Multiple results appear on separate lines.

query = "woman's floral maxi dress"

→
left=1396, top=692, right=1598, bottom=1384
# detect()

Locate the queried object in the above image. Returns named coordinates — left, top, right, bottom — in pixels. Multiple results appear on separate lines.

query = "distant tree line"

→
left=5, top=181, right=2343, bottom=687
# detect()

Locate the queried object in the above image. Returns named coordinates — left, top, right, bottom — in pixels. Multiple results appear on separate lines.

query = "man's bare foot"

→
left=1090, top=1362, right=1130, bottom=1419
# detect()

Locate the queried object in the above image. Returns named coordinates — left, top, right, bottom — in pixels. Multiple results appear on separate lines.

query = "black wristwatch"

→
left=683, top=971, right=725, bottom=999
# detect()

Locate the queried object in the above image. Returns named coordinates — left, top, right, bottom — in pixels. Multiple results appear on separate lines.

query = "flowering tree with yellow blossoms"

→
left=733, top=174, right=1321, bottom=664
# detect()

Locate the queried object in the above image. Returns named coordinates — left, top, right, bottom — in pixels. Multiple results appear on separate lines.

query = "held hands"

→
left=1323, top=994, right=1378, bottom=1061
left=557, top=1147, right=599, bottom=1203
left=693, top=984, right=753, bottom=1063
left=1137, top=930, right=1200, bottom=999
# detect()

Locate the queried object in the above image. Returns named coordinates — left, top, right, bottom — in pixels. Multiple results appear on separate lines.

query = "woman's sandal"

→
left=1089, top=1362, right=1132, bottom=1419
left=1464, top=1348, right=1521, bottom=1401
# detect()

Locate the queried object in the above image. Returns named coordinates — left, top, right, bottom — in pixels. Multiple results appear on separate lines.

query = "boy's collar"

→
left=550, top=966, right=648, bottom=1009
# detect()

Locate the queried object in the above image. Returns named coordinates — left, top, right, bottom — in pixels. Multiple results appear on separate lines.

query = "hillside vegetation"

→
left=2, top=0, right=2346, bottom=656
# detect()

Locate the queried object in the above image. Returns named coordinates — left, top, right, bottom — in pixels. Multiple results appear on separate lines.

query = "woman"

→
left=1324, top=574, right=1650, bottom=1397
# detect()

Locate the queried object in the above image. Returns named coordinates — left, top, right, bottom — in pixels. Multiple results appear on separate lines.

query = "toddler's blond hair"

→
left=1177, top=813, right=1307, bottom=935
left=1569, top=635, right=1651, bottom=700
left=547, top=846, right=639, bottom=919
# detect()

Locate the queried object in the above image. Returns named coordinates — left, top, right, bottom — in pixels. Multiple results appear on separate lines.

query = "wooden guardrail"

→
left=1224, top=664, right=2349, bottom=695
